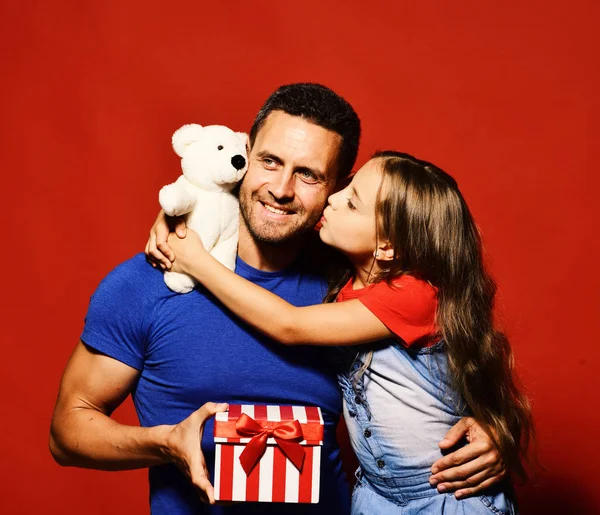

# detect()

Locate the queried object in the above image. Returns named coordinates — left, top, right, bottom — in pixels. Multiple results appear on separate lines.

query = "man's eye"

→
left=299, top=170, right=318, bottom=183
left=263, top=158, right=275, bottom=166
left=347, top=199, right=356, bottom=211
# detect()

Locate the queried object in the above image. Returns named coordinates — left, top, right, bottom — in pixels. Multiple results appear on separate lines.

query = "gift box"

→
left=213, top=404, right=324, bottom=503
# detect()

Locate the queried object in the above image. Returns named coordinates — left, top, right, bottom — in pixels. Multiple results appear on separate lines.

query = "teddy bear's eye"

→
left=217, top=145, right=224, bottom=151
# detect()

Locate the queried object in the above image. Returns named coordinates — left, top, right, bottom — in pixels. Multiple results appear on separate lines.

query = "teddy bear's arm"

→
left=159, top=176, right=198, bottom=217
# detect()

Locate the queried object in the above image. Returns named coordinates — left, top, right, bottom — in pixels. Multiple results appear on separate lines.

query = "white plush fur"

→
left=159, top=123, right=248, bottom=293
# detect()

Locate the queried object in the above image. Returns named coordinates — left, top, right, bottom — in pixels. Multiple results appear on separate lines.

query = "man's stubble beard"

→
left=239, top=188, right=323, bottom=246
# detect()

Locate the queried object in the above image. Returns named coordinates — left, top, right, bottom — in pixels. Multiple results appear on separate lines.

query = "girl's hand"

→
left=167, top=230, right=207, bottom=275
left=145, top=210, right=187, bottom=270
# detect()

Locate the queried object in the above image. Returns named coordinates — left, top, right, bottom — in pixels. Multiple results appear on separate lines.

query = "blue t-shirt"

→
left=81, top=253, right=349, bottom=515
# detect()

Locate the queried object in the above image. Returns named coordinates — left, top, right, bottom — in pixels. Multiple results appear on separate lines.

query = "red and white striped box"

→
left=213, top=404, right=324, bottom=503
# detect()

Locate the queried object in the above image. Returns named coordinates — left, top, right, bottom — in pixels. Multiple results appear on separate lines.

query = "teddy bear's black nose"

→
left=231, top=155, right=246, bottom=170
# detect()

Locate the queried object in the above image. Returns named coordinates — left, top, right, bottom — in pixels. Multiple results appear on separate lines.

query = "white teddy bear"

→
left=159, top=123, right=248, bottom=293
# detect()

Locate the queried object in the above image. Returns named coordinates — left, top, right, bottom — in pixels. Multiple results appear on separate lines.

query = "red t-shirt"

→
left=337, top=275, right=439, bottom=348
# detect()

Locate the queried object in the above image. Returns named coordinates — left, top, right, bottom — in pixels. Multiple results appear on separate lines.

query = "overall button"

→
left=376, top=459, right=386, bottom=469
left=363, top=428, right=372, bottom=438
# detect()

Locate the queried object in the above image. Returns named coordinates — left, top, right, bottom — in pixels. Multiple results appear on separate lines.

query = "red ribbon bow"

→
left=235, top=413, right=306, bottom=475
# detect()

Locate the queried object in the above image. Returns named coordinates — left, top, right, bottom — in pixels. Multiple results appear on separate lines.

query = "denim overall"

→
left=337, top=340, right=516, bottom=514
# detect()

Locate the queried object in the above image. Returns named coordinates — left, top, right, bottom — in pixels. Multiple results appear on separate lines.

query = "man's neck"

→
left=236, top=220, right=304, bottom=272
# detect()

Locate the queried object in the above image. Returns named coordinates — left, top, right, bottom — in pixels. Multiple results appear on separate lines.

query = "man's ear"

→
left=373, top=242, right=395, bottom=261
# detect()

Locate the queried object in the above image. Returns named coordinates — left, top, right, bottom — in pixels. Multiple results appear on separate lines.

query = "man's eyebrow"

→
left=256, top=150, right=283, bottom=164
left=257, top=150, right=328, bottom=183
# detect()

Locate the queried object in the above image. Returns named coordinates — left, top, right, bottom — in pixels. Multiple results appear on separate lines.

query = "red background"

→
left=2, top=1, right=599, bottom=513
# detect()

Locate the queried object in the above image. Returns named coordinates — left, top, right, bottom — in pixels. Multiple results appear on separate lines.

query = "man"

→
left=50, top=84, right=504, bottom=514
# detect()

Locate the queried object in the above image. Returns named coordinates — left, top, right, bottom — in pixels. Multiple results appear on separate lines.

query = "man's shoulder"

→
left=103, top=252, right=159, bottom=280
left=94, top=253, right=167, bottom=302
left=82, top=254, right=168, bottom=370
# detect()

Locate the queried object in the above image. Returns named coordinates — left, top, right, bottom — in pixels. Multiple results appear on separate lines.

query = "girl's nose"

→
left=327, top=191, right=340, bottom=209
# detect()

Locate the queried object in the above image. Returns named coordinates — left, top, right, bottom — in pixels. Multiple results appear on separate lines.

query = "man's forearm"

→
left=50, top=406, right=172, bottom=470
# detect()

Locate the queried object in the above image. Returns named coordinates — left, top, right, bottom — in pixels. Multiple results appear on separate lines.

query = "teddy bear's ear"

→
left=172, top=124, right=204, bottom=157
left=236, top=132, right=249, bottom=151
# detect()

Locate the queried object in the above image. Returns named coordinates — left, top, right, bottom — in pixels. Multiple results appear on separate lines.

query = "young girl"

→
left=159, top=151, right=532, bottom=514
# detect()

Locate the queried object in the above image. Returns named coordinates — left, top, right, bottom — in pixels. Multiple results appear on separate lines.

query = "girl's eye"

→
left=346, top=199, right=356, bottom=211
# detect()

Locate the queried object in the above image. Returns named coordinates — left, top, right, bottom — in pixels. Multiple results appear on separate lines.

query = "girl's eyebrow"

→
left=351, top=186, right=363, bottom=205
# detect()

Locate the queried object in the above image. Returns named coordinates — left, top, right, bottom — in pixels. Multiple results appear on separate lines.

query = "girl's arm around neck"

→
left=171, top=234, right=392, bottom=346
left=190, top=255, right=391, bottom=346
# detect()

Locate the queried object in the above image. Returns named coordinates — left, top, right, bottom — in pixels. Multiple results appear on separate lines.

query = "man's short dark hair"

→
left=249, top=83, right=361, bottom=179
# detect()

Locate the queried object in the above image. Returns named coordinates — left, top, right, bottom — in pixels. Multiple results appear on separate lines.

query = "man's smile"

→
left=259, top=200, right=296, bottom=217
